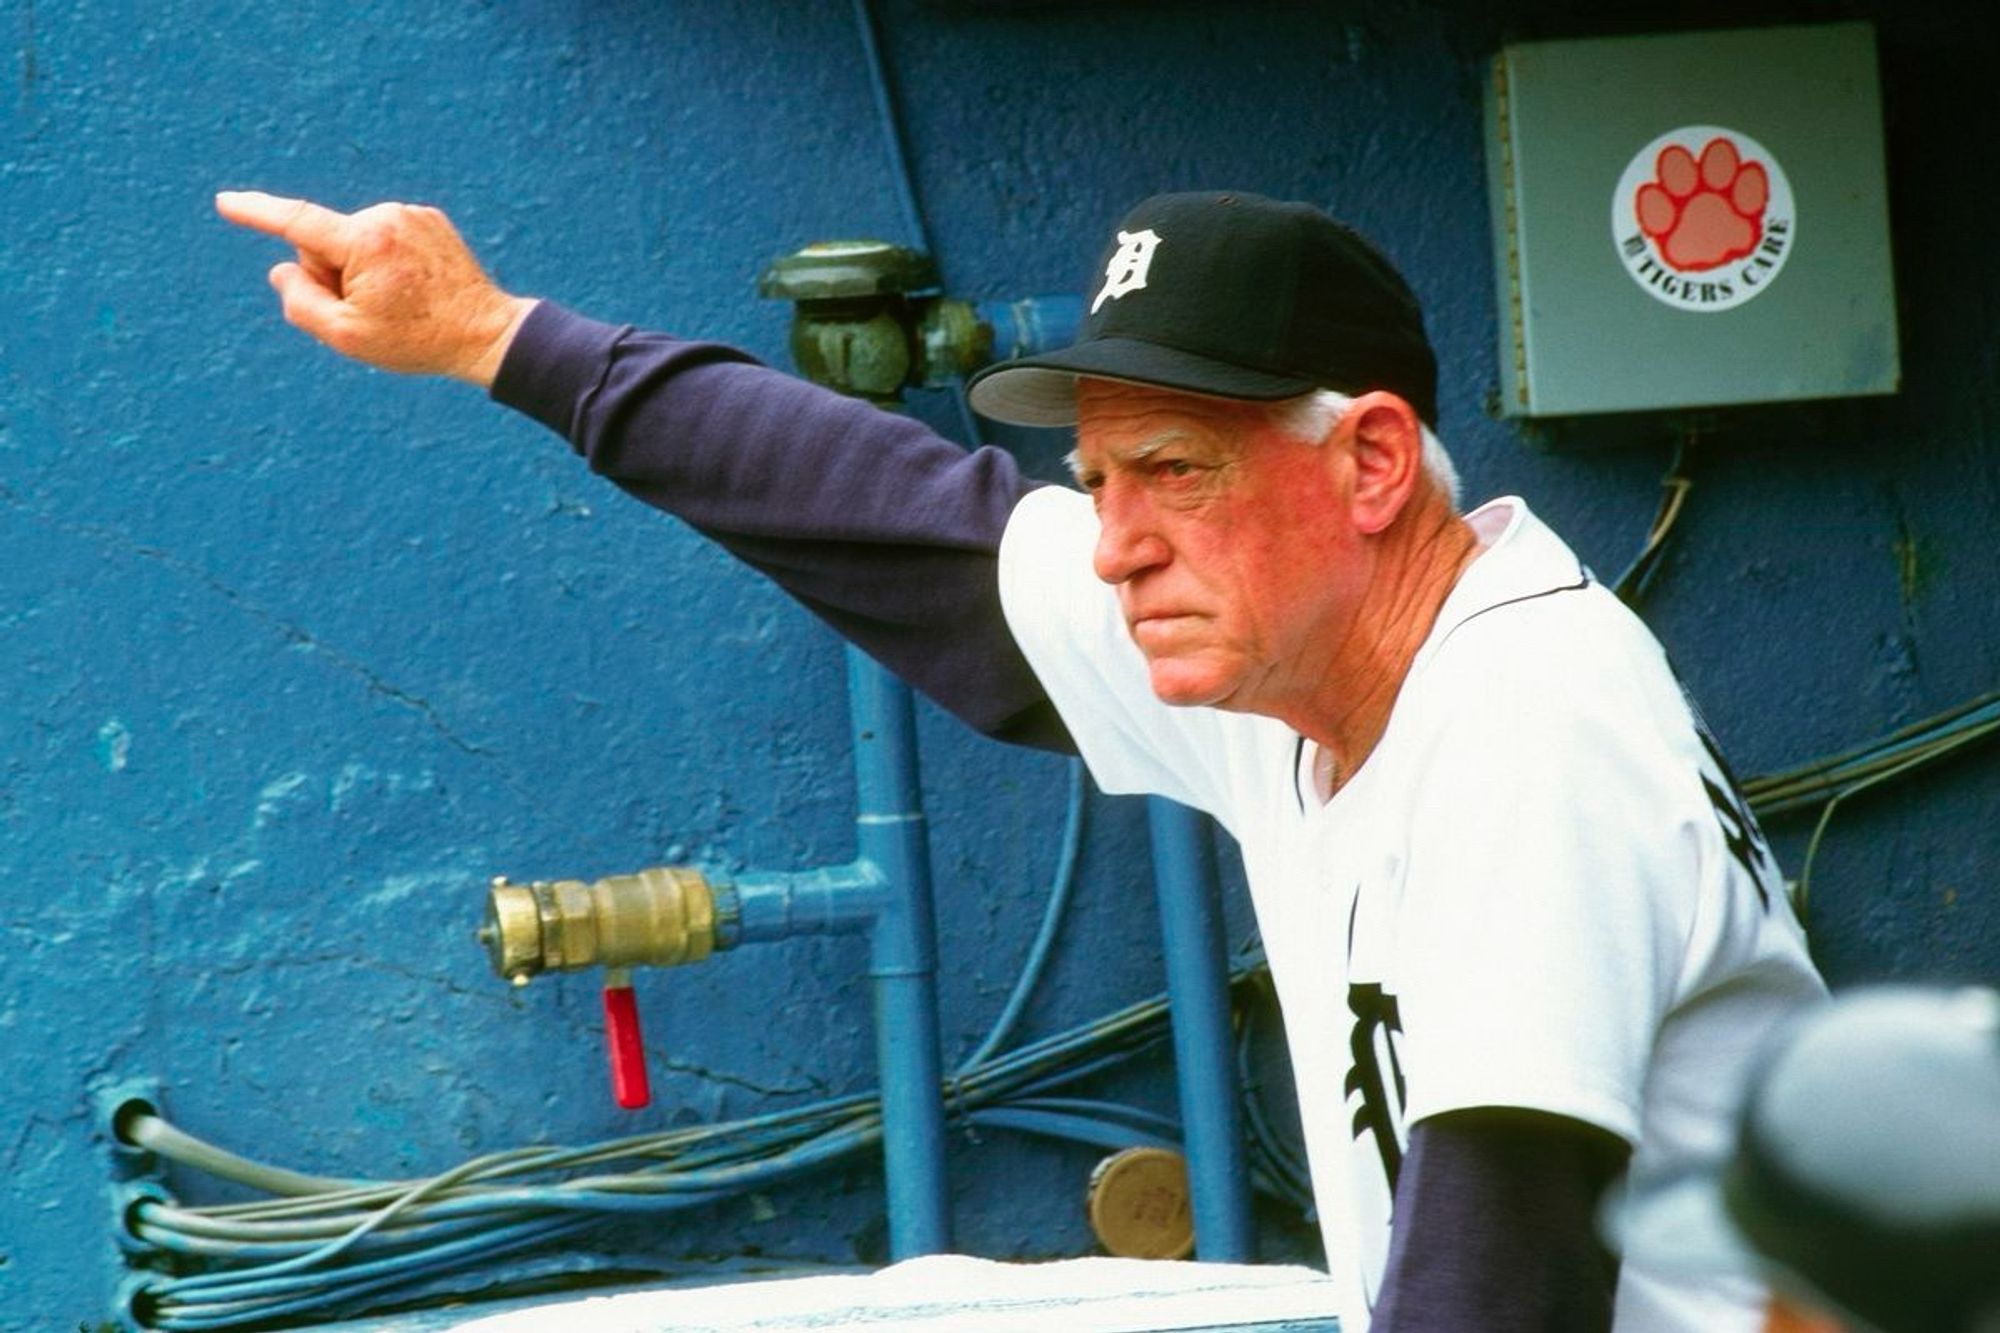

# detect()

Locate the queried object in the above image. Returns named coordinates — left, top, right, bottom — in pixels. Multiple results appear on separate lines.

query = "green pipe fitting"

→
left=756, top=239, right=988, bottom=402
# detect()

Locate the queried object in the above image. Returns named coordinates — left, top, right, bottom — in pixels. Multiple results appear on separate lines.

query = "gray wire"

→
left=127, top=1113, right=365, bottom=1197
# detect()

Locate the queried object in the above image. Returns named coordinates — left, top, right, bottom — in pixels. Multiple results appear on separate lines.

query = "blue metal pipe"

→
left=700, top=651, right=952, bottom=1257
left=1145, top=796, right=1254, bottom=1261
left=975, top=295, right=1084, bottom=364
left=846, top=649, right=952, bottom=1258
left=721, top=863, right=884, bottom=947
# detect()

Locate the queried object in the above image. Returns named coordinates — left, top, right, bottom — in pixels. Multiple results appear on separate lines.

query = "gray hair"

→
left=1266, top=389, right=1461, bottom=511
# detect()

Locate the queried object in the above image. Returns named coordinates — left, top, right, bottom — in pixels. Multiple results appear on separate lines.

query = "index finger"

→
left=215, top=191, right=352, bottom=264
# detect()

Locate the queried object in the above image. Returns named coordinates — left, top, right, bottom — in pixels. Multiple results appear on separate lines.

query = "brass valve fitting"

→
left=479, top=865, right=720, bottom=986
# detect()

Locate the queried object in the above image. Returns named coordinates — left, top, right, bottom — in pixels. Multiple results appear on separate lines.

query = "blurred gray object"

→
left=1613, top=985, right=2000, bottom=1333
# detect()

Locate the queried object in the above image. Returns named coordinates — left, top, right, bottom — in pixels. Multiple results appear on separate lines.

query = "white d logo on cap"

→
left=1092, top=229, right=1163, bottom=314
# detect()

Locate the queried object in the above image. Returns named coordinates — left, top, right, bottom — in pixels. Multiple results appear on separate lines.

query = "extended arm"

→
left=492, top=302, right=1068, bottom=748
left=216, top=191, right=1068, bottom=750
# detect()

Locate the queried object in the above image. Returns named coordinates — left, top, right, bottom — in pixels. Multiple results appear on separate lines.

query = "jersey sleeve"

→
left=489, top=300, right=1070, bottom=751
left=1387, top=595, right=1708, bottom=1144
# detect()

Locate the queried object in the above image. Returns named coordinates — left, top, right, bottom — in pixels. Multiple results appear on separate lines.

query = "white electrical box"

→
left=1484, top=22, right=1899, bottom=417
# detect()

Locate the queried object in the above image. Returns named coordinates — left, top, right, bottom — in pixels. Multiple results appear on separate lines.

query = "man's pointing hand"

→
left=215, top=191, right=536, bottom=388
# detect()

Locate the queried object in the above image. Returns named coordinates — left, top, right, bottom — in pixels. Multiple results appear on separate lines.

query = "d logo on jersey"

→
left=1346, top=981, right=1408, bottom=1191
left=1092, top=228, right=1163, bottom=314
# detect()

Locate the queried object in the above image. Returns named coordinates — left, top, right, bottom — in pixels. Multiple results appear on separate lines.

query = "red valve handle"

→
left=603, top=977, right=651, bottom=1110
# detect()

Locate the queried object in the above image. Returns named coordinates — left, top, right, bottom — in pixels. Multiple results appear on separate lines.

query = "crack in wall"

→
left=0, top=481, right=495, bottom=761
left=2, top=1114, right=45, bottom=1172
left=15, top=0, right=34, bottom=108
left=79, top=1034, right=149, bottom=1094
left=1876, top=485, right=1931, bottom=727
left=192, top=953, right=824, bottom=1098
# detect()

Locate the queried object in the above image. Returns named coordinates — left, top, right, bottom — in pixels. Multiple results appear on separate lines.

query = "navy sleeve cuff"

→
left=489, top=300, right=630, bottom=444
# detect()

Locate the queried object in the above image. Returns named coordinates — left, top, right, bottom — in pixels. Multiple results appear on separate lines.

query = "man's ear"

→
left=1341, top=392, right=1424, bottom=535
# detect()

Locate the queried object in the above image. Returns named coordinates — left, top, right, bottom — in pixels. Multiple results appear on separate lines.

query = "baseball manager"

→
left=217, top=186, right=1826, bottom=1333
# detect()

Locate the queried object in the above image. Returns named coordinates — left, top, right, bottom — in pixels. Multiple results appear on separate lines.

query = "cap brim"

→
left=1604, top=1172, right=1761, bottom=1281
left=966, top=336, right=1320, bottom=428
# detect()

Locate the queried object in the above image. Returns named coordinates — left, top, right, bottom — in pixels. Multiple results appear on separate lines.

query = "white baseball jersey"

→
left=996, top=490, right=1825, bottom=1333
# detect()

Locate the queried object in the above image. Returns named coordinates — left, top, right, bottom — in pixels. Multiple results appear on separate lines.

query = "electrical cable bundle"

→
left=1601, top=434, right=1999, bottom=912
left=1742, top=688, right=2000, bottom=910
left=1233, top=970, right=1315, bottom=1218
left=120, top=965, right=1299, bottom=1331
left=1612, top=430, right=1694, bottom=608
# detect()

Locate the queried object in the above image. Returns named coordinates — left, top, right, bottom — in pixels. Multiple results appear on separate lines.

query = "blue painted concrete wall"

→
left=4, top=0, right=1995, bottom=1325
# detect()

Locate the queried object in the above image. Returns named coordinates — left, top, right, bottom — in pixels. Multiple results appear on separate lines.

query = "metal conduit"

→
left=1146, top=797, right=1255, bottom=1260
left=846, top=649, right=953, bottom=1258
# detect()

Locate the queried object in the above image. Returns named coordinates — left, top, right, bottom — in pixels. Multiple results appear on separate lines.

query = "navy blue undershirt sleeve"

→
left=1372, top=1108, right=1629, bottom=1332
left=490, top=300, right=1072, bottom=753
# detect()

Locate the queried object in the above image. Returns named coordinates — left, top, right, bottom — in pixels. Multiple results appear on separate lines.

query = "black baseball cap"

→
left=1609, top=986, right=2000, bottom=1333
left=967, top=190, right=1438, bottom=427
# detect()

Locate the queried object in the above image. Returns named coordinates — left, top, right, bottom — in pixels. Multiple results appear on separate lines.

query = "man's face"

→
left=1071, top=378, right=1363, bottom=715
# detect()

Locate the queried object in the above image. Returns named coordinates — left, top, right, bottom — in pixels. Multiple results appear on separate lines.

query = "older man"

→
left=217, top=187, right=1823, bottom=1333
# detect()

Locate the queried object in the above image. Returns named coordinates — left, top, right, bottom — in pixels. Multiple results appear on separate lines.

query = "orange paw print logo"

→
left=1635, top=136, right=1769, bottom=272
left=1614, top=125, right=1793, bottom=311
